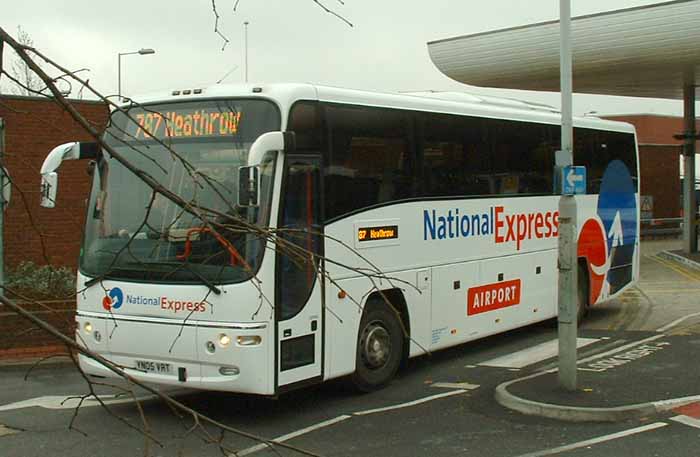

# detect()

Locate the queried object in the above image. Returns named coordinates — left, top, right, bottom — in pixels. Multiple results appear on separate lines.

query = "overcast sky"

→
left=1, top=0, right=693, bottom=116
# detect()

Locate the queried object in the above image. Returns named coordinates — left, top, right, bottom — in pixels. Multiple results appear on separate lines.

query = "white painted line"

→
left=236, top=415, right=351, bottom=456
left=671, top=415, right=700, bottom=429
left=480, top=338, right=600, bottom=368
left=0, top=394, right=155, bottom=412
left=431, top=382, right=480, bottom=390
left=576, top=334, right=666, bottom=366
left=656, top=312, right=700, bottom=333
left=512, top=422, right=668, bottom=457
left=233, top=389, right=467, bottom=456
left=353, top=389, right=466, bottom=416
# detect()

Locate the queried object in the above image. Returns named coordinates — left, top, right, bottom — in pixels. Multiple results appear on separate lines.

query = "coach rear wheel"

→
left=351, top=304, right=404, bottom=392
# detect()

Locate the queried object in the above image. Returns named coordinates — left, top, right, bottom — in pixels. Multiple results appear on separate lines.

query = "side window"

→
left=421, top=113, right=491, bottom=197
left=486, top=119, right=555, bottom=195
left=324, top=105, right=415, bottom=221
left=419, top=114, right=555, bottom=198
left=288, top=101, right=322, bottom=151
left=575, top=128, right=637, bottom=193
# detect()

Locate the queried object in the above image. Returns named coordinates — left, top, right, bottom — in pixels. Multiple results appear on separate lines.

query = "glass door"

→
left=275, top=155, right=323, bottom=389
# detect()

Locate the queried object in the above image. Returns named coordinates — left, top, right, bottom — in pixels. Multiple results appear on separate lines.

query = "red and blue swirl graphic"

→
left=102, top=287, right=124, bottom=311
left=578, top=160, right=637, bottom=304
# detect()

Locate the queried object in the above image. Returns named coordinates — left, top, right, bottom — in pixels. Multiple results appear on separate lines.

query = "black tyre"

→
left=351, top=303, right=404, bottom=392
left=577, top=264, right=589, bottom=325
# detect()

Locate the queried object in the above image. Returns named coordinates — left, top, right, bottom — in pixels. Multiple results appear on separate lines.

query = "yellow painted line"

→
left=646, top=255, right=700, bottom=282
left=658, top=255, right=700, bottom=278
left=644, top=287, right=700, bottom=294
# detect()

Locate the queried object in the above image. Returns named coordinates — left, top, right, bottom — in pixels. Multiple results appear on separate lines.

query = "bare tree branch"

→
left=212, top=0, right=231, bottom=51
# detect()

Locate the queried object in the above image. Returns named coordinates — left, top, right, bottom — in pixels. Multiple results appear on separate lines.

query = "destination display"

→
left=358, top=225, right=399, bottom=242
left=132, top=108, right=243, bottom=140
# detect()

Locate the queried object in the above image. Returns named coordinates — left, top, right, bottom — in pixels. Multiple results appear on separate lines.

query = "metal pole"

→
left=558, top=0, right=578, bottom=391
left=118, top=53, right=122, bottom=102
left=682, top=77, right=697, bottom=254
left=244, top=21, right=249, bottom=83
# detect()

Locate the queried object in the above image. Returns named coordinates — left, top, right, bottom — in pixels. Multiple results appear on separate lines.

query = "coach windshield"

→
left=80, top=99, right=280, bottom=285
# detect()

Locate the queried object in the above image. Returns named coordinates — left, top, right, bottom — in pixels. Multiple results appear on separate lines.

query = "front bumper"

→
left=76, top=312, right=273, bottom=395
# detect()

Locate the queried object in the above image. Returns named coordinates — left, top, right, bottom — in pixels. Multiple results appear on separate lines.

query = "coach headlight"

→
left=218, top=334, right=231, bottom=348
left=84, top=322, right=93, bottom=334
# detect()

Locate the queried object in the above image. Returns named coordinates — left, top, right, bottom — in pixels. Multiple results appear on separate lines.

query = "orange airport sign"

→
left=467, top=279, right=521, bottom=316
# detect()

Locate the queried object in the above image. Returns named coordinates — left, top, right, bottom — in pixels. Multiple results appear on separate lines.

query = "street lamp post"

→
left=244, top=22, right=249, bottom=83
left=118, top=48, right=155, bottom=102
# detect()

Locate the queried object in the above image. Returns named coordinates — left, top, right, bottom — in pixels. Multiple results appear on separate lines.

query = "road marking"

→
left=648, top=255, right=700, bottom=282
left=673, top=401, right=700, bottom=418
left=0, top=394, right=155, bottom=412
left=576, top=333, right=666, bottom=365
left=656, top=312, right=700, bottom=333
left=353, top=389, right=466, bottom=416
left=671, top=415, right=700, bottom=429
left=479, top=338, right=600, bottom=369
left=512, top=422, right=668, bottom=457
left=578, top=342, right=670, bottom=373
left=430, top=382, right=480, bottom=390
left=233, top=389, right=467, bottom=456
left=236, top=415, right=352, bottom=456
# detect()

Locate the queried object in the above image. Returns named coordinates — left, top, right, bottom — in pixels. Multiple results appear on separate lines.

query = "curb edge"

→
left=494, top=370, right=700, bottom=422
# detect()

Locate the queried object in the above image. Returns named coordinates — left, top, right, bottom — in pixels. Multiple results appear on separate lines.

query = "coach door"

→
left=275, top=156, right=324, bottom=390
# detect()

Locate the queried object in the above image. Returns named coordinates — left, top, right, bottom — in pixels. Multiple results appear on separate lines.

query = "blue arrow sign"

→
left=561, top=166, right=586, bottom=195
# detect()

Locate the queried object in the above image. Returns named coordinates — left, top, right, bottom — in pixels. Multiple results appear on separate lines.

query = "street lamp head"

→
left=138, top=48, right=155, bottom=55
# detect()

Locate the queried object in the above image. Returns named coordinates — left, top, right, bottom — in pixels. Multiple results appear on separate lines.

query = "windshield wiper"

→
left=131, top=260, right=222, bottom=295
left=84, top=261, right=223, bottom=295
left=84, top=266, right=146, bottom=288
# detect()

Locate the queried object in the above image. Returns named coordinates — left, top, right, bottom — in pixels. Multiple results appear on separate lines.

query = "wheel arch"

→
left=365, top=288, right=410, bottom=361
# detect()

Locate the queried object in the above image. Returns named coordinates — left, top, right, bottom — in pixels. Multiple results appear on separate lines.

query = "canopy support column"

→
left=682, top=77, right=697, bottom=255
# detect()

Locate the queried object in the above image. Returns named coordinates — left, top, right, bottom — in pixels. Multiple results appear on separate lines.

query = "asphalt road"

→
left=2, top=239, right=699, bottom=457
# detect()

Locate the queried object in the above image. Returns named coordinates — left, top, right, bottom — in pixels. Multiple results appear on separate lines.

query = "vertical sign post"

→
left=557, top=0, right=578, bottom=391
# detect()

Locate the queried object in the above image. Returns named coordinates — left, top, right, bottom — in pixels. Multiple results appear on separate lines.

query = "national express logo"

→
left=102, top=287, right=124, bottom=311
left=577, top=160, right=637, bottom=304
left=101, top=287, right=207, bottom=314
left=423, top=206, right=559, bottom=250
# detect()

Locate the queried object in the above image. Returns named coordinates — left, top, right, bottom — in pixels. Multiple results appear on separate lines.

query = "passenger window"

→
left=575, top=128, right=638, bottom=193
left=324, top=105, right=415, bottom=221
left=420, top=114, right=555, bottom=197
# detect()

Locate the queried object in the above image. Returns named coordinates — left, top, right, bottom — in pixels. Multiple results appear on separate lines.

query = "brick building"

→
left=0, top=95, right=109, bottom=269
left=604, top=114, right=695, bottom=221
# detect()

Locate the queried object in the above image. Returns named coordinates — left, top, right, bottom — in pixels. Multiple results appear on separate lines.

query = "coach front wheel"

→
left=351, top=303, right=404, bottom=392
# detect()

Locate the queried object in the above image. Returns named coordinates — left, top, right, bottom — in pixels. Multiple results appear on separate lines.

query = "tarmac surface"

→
left=494, top=242, right=700, bottom=423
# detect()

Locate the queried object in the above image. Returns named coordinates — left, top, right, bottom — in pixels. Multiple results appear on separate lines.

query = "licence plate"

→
left=134, top=359, right=173, bottom=374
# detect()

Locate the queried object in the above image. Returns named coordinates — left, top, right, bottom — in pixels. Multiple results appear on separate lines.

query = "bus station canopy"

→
left=427, top=0, right=700, bottom=99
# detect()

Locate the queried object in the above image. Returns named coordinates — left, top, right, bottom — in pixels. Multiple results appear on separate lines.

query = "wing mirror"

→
left=238, top=166, right=260, bottom=208
left=40, top=142, right=99, bottom=208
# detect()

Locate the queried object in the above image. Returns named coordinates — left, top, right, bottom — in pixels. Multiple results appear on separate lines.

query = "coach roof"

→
left=120, top=82, right=635, bottom=134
